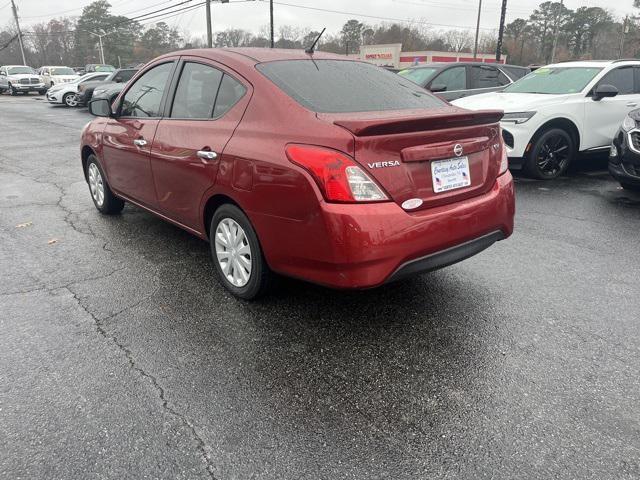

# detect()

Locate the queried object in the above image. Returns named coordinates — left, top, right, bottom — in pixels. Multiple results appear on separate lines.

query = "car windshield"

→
left=95, top=65, right=116, bottom=72
left=257, top=60, right=444, bottom=113
left=503, top=67, right=603, bottom=94
left=50, top=67, right=75, bottom=76
left=7, top=66, right=35, bottom=75
left=108, top=69, right=136, bottom=82
left=398, top=67, right=439, bottom=86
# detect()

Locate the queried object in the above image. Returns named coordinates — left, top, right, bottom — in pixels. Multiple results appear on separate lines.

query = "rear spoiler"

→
left=332, top=110, right=503, bottom=137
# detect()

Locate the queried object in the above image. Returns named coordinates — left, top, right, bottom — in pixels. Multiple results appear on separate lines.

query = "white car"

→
left=46, top=72, right=110, bottom=107
left=452, top=60, right=640, bottom=179
left=0, top=65, right=47, bottom=96
left=38, top=66, right=80, bottom=87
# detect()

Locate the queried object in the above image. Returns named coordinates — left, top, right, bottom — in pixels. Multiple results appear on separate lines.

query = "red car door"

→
left=149, top=58, right=251, bottom=231
left=101, top=61, right=175, bottom=207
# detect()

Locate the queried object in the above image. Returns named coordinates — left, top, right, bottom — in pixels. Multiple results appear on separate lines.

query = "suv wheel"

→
left=525, top=128, right=575, bottom=180
left=210, top=204, right=272, bottom=300
left=8, top=83, right=17, bottom=96
left=85, top=155, right=124, bottom=214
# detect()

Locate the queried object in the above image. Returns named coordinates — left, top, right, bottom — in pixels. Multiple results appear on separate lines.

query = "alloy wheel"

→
left=536, top=134, right=570, bottom=177
left=214, top=218, right=252, bottom=287
left=88, top=163, right=105, bottom=207
left=64, top=93, right=78, bottom=107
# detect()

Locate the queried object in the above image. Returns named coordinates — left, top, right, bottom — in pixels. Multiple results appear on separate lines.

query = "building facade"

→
left=358, top=44, right=506, bottom=69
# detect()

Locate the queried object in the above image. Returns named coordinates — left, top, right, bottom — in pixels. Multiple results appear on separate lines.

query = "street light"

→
left=87, top=31, right=106, bottom=64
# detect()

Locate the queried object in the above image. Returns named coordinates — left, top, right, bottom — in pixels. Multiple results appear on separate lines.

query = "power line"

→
left=262, top=0, right=498, bottom=31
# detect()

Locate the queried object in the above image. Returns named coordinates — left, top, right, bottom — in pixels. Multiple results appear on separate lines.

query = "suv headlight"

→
left=501, top=111, right=536, bottom=124
left=622, top=114, right=637, bottom=132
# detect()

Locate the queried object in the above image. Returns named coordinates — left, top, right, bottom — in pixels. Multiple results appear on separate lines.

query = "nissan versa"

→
left=81, top=49, right=515, bottom=299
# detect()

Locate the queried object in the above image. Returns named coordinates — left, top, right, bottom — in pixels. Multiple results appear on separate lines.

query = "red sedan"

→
left=81, top=48, right=515, bottom=299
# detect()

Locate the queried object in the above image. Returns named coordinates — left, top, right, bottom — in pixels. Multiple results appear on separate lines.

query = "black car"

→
left=90, top=82, right=126, bottom=104
left=609, top=109, right=640, bottom=192
left=77, top=68, right=138, bottom=106
left=398, top=62, right=530, bottom=101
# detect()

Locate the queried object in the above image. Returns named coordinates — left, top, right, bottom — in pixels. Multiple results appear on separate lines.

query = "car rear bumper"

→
left=256, top=172, right=515, bottom=289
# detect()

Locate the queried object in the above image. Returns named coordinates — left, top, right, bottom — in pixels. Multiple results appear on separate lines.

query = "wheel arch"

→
left=202, top=193, right=243, bottom=240
left=81, top=146, right=95, bottom=181
left=529, top=117, right=581, bottom=153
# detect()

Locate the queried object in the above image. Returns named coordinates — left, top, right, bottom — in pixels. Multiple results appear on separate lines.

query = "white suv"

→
left=452, top=60, right=640, bottom=179
left=38, top=66, right=80, bottom=87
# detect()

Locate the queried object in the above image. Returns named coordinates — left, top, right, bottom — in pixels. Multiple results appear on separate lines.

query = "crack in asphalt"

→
left=63, top=285, right=218, bottom=480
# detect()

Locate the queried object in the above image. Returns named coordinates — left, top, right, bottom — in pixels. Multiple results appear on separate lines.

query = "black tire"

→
left=621, top=182, right=640, bottom=192
left=8, top=84, right=17, bottom=96
left=85, top=154, right=124, bottom=214
left=525, top=128, right=575, bottom=180
left=38, top=90, right=47, bottom=95
left=210, top=204, right=272, bottom=300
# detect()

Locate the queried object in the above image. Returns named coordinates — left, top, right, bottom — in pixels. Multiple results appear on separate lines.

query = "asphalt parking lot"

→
left=1, top=94, right=639, bottom=480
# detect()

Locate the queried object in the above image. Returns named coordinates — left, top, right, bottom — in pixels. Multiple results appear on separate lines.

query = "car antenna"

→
left=305, top=28, right=326, bottom=54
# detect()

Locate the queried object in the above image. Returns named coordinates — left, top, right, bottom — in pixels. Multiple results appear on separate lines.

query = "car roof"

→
left=545, top=60, right=634, bottom=68
left=156, top=48, right=347, bottom=66
left=402, top=62, right=527, bottom=70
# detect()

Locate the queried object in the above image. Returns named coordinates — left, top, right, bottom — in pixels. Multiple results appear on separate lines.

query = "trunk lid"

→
left=320, top=107, right=504, bottom=210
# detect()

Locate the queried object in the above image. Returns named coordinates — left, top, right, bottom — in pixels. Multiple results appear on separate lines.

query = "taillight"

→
left=286, top=144, right=388, bottom=203
left=499, top=144, right=509, bottom=175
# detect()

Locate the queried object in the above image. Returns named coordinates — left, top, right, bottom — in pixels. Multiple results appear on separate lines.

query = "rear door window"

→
left=470, top=65, right=502, bottom=89
left=170, top=62, right=223, bottom=119
left=213, top=74, right=246, bottom=118
left=257, top=60, right=443, bottom=113
left=430, top=66, right=466, bottom=91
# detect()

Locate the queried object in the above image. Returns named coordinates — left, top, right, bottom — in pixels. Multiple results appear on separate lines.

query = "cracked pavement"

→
left=1, top=95, right=640, bottom=479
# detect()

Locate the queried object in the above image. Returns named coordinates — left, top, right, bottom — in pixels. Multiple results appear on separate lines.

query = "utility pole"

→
left=270, top=0, right=274, bottom=48
left=472, top=0, right=482, bottom=59
left=10, top=0, right=26, bottom=65
left=550, top=0, right=564, bottom=63
left=495, top=0, right=507, bottom=62
left=88, top=32, right=106, bottom=64
left=619, top=16, right=630, bottom=58
left=206, top=0, right=213, bottom=48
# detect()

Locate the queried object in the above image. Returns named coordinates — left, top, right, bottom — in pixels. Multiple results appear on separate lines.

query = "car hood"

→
left=7, top=73, right=40, bottom=81
left=82, top=80, right=115, bottom=89
left=51, top=74, right=79, bottom=81
left=452, top=91, right=572, bottom=113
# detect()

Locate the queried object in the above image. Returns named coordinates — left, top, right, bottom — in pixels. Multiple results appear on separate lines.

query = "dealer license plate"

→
left=431, top=156, right=471, bottom=193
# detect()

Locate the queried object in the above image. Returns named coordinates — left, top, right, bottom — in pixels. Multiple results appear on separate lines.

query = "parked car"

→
left=73, top=66, right=86, bottom=75
left=452, top=60, right=640, bottom=179
left=82, top=48, right=514, bottom=299
left=76, top=68, right=138, bottom=106
left=46, top=71, right=110, bottom=107
left=85, top=64, right=116, bottom=73
left=609, top=109, right=640, bottom=192
left=398, top=62, right=530, bottom=101
left=38, top=66, right=80, bottom=87
left=0, top=65, right=47, bottom=95
left=90, top=82, right=126, bottom=105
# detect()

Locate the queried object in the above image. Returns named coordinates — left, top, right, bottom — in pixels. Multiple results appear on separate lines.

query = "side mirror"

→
left=593, top=84, right=618, bottom=101
left=430, top=83, right=447, bottom=93
left=88, top=98, right=115, bottom=117
left=0, top=72, right=5, bottom=76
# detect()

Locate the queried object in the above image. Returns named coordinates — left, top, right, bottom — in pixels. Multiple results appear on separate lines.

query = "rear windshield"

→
left=501, top=66, right=529, bottom=80
left=257, top=60, right=444, bottom=113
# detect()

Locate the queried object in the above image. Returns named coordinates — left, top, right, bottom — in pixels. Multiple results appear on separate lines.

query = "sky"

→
left=4, top=0, right=638, bottom=39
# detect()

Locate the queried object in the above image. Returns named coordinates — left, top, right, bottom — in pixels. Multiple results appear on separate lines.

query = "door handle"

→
left=627, top=103, right=638, bottom=108
left=197, top=150, right=218, bottom=161
left=133, top=138, right=147, bottom=147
